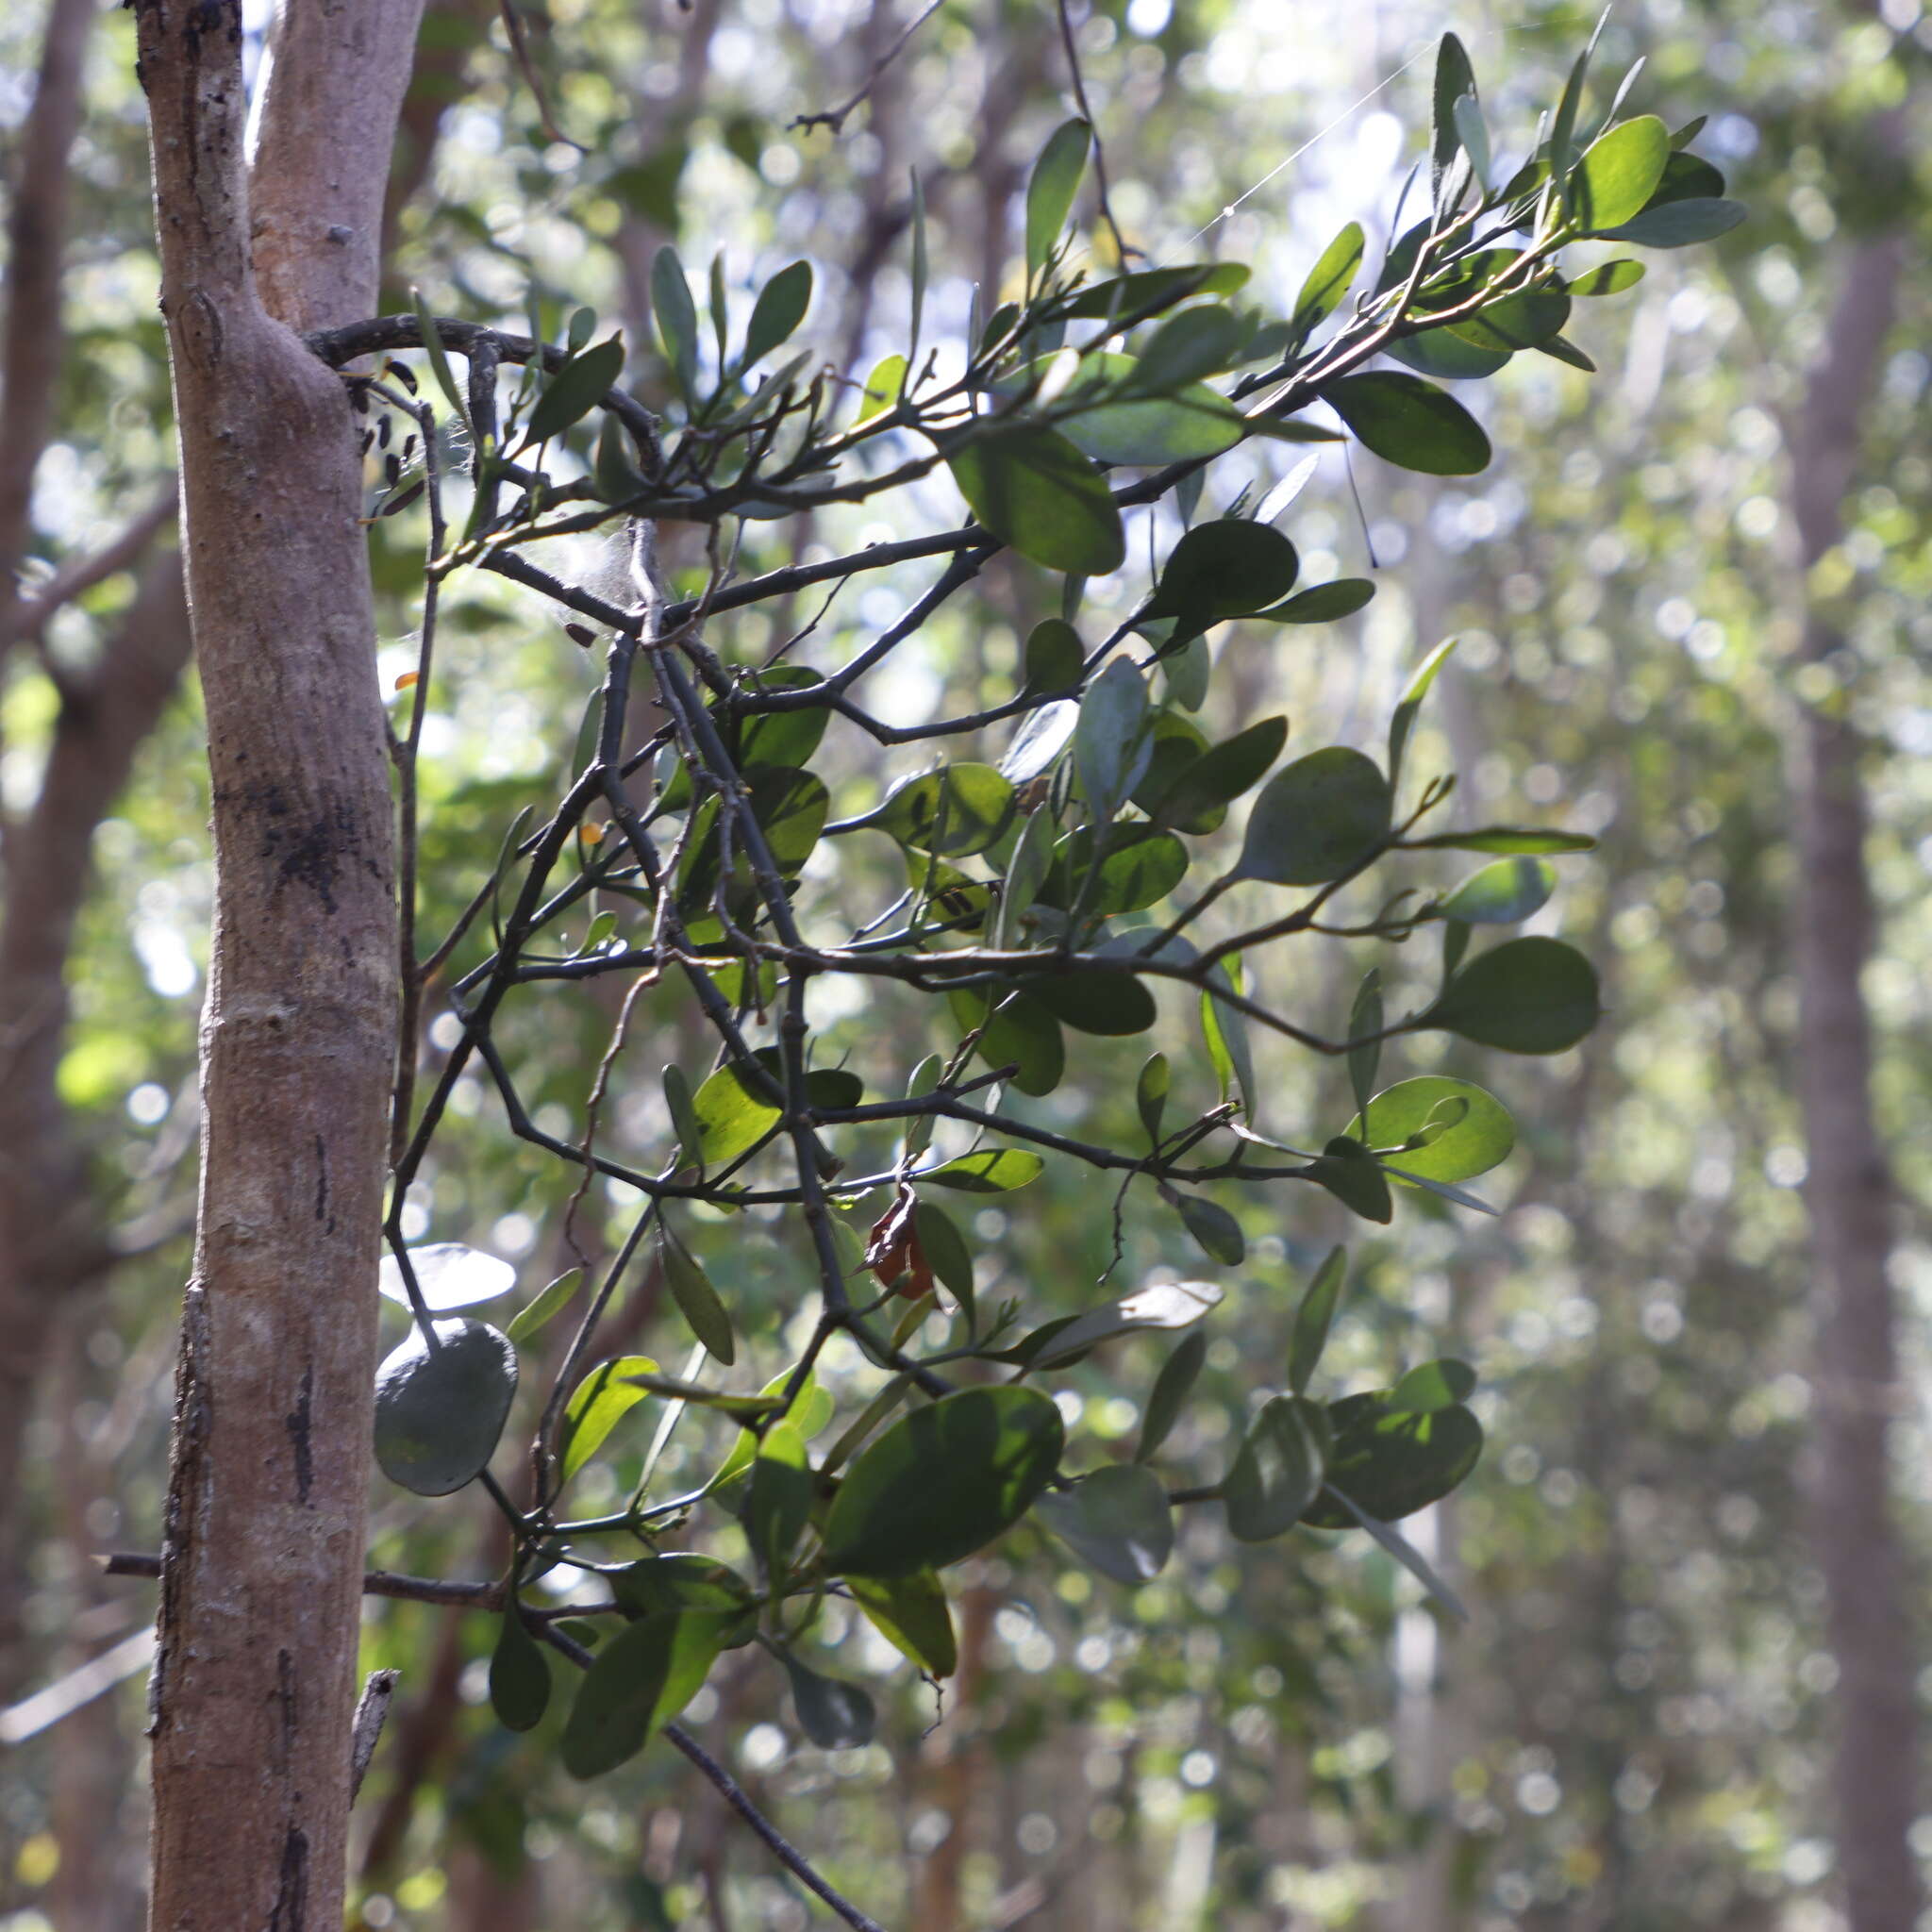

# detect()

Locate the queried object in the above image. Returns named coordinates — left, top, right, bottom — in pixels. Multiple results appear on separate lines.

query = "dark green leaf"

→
left=561, top=1610, right=734, bottom=1777
left=691, top=1063, right=782, bottom=1167
left=1323, top=372, right=1491, bottom=475
left=1434, top=855, right=1556, bottom=924
left=742, top=260, right=812, bottom=366
left=1136, top=1052, right=1170, bottom=1148
left=1596, top=197, right=1746, bottom=248
left=824, top=1387, right=1065, bottom=1577
left=1535, top=333, right=1597, bottom=374
left=1391, top=1358, right=1478, bottom=1412
left=1225, top=1394, right=1329, bottom=1541
left=1565, top=258, right=1645, bottom=296
left=610, top=1555, right=756, bottom=1633
left=1074, top=656, right=1150, bottom=820
left=650, top=245, right=700, bottom=401
left=1305, top=1136, right=1393, bottom=1224
left=748, top=1420, right=813, bottom=1583
left=1427, top=936, right=1601, bottom=1054
left=1255, top=579, right=1375, bottom=625
left=1347, top=970, right=1382, bottom=1117
left=924, top=1148, right=1045, bottom=1192
left=663, top=1063, right=703, bottom=1167
left=661, top=1233, right=736, bottom=1366
left=1303, top=1392, right=1483, bottom=1527
left=411, top=290, right=470, bottom=432
left=954, top=987, right=1065, bottom=1098
left=1128, top=304, right=1248, bottom=391
left=913, top=1203, right=974, bottom=1311
left=1239, top=747, right=1391, bottom=885
left=1137, top=1330, right=1208, bottom=1463
left=527, top=337, right=625, bottom=444
left=1025, top=119, right=1091, bottom=275
left=1430, top=33, right=1476, bottom=196
left=491, top=1602, right=551, bottom=1732
left=1059, top=262, right=1250, bottom=319
left=374, top=1319, right=518, bottom=1497
left=559, top=1354, right=659, bottom=1481
left=1175, top=1192, right=1244, bottom=1265
left=1326, top=1489, right=1469, bottom=1621
left=848, top=1570, right=958, bottom=1676
left=1388, top=636, right=1457, bottom=791
left=1146, top=521, right=1300, bottom=648
left=1039, top=826, right=1188, bottom=917
left=1386, top=328, right=1512, bottom=382
left=1293, top=222, right=1365, bottom=335
left=1035, top=1464, right=1174, bottom=1584
left=779, top=1649, right=875, bottom=1750
left=1148, top=717, right=1288, bottom=830
left=1200, top=971, right=1257, bottom=1115
left=1024, top=617, right=1084, bottom=693
left=949, top=424, right=1124, bottom=575
left=862, top=763, right=1015, bottom=858
left=1024, top=970, right=1158, bottom=1036
left=1348, top=1075, right=1514, bottom=1184
left=1287, top=1245, right=1347, bottom=1396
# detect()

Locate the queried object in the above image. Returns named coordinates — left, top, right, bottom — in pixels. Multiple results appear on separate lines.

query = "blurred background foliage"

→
left=1, top=0, right=1928, bottom=1927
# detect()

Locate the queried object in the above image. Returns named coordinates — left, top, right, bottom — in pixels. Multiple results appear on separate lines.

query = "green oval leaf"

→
left=561, top=1610, right=735, bottom=1778
left=947, top=425, right=1124, bottom=575
left=1348, top=1076, right=1514, bottom=1184
left=856, top=351, right=907, bottom=424
left=742, top=259, right=812, bottom=366
left=1566, top=258, right=1645, bottom=297
left=1239, top=747, right=1392, bottom=885
left=1287, top=1245, right=1348, bottom=1396
left=862, top=763, right=1016, bottom=858
left=490, top=1601, right=551, bottom=1733
left=1074, top=656, right=1150, bottom=820
left=779, top=1648, right=876, bottom=1750
left=1255, top=579, right=1375, bottom=625
left=749, top=1420, right=814, bottom=1584
left=1146, top=521, right=1301, bottom=647
left=1434, top=855, right=1556, bottom=925
left=1292, top=221, right=1364, bottom=335
left=1391, top=1358, right=1478, bottom=1412
left=955, top=987, right=1065, bottom=1098
left=1305, top=1135, right=1392, bottom=1224
left=374, top=1319, right=518, bottom=1497
left=505, top=1267, right=584, bottom=1344
left=1174, top=1192, right=1244, bottom=1265
left=924, top=1147, right=1046, bottom=1192
left=848, top=1570, right=958, bottom=1677
left=1407, top=824, right=1594, bottom=856
left=1322, top=372, right=1491, bottom=475
left=1427, top=936, right=1601, bottom=1054
left=1303, top=1393, right=1484, bottom=1527
left=661, top=1233, right=736, bottom=1366
left=1035, top=1463, right=1174, bottom=1585
left=691, top=1062, right=783, bottom=1167
left=526, top=336, right=625, bottom=444
left=824, top=1387, right=1065, bottom=1578
left=559, top=1354, right=659, bottom=1481
left=1148, top=716, right=1288, bottom=830
left=1024, top=970, right=1158, bottom=1036
left=1024, top=1277, right=1223, bottom=1372
left=1569, top=115, right=1671, bottom=232
left=650, top=245, right=700, bottom=401
left=1225, top=1394, right=1329, bottom=1541
left=1597, top=197, right=1747, bottom=248
left=1136, top=1330, right=1207, bottom=1463
left=1025, top=119, right=1091, bottom=275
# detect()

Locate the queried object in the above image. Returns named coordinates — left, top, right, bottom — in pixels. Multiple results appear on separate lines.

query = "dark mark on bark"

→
left=313, top=1131, right=328, bottom=1226
left=286, top=1363, right=314, bottom=1503
left=268, top=1821, right=308, bottom=1932
left=149, top=1284, right=213, bottom=1740
left=275, top=1647, right=299, bottom=1765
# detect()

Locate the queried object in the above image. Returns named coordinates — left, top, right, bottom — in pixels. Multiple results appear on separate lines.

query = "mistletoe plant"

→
left=299, top=27, right=1736, bottom=1919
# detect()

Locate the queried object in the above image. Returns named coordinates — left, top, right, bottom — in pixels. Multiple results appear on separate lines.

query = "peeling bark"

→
left=131, top=0, right=423, bottom=1922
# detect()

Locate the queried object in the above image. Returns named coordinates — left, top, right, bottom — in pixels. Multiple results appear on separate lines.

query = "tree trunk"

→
left=131, top=1, right=422, bottom=1924
left=1787, top=109, right=1918, bottom=1932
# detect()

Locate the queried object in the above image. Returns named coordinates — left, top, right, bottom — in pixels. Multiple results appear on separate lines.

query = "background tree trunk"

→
left=132, top=0, right=422, bottom=1922
left=1788, top=104, right=1920, bottom=1932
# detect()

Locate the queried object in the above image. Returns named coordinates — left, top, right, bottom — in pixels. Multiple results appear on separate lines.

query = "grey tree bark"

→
left=130, top=0, right=422, bottom=1922
left=1787, top=103, right=1920, bottom=1932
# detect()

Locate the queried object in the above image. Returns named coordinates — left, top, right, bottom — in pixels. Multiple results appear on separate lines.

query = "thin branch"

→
left=1055, top=0, right=1133, bottom=267
left=791, top=0, right=943, bottom=137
